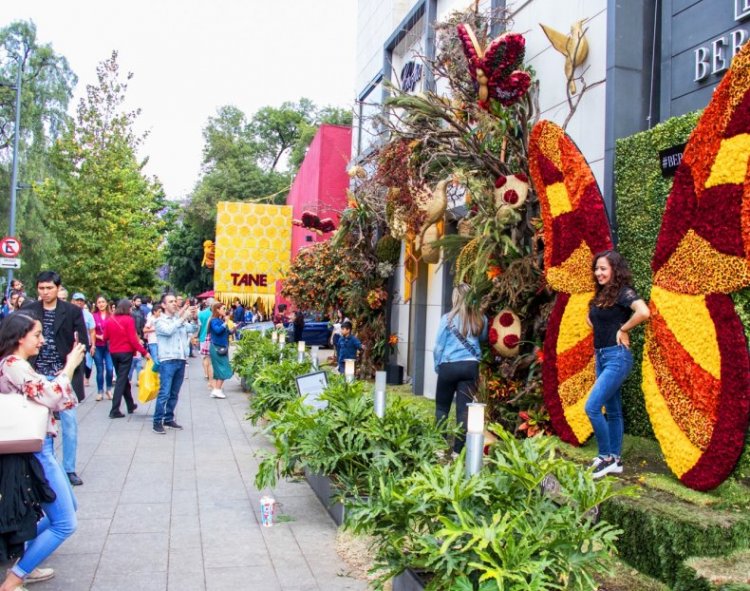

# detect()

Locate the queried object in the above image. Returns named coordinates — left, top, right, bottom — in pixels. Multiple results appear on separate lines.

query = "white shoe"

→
left=210, top=389, right=226, bottom=399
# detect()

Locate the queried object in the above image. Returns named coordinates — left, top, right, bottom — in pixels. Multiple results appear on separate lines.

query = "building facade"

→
left=353, top=0, right=747, bottom=397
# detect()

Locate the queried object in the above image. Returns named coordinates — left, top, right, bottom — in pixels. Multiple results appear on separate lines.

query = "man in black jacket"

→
left=23, top=271, right=89, bottom=487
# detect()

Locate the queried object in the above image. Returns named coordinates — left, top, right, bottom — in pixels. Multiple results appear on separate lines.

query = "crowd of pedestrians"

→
left=0, top=271, right=231, bottom=590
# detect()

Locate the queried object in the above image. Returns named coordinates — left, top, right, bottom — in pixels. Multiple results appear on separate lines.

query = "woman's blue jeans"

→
left=12, top=437, right=78, bottom=578
left=584, top=344, right=633, bottom=458
left=94, top=344, right=114, bottom=393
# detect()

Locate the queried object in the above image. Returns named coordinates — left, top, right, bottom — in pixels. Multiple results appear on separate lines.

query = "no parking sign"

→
left=0, top=237, right=21, bottom=258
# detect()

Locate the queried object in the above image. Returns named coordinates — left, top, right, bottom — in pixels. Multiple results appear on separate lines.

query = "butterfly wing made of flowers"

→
left=529, top=120, right=613, bottom=445
left=643, top=42, right=750, bottom=491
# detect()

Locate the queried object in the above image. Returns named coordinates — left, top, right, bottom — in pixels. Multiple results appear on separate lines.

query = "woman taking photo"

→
left=585, top=250, right=650, bottom=478
left=104, top=299, right=149, bottom=418
left=0, top=314, right=85, bottom=591
left=433, top=283, right=487, bottom=454
left=92, top=295, right=114, bottom=401
left=208, top=302, right=234, bottom=400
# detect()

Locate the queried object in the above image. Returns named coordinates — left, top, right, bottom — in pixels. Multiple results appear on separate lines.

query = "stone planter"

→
left=392, top=568, right=426, bottom=591
left=303, top=468, right=345, bottom=526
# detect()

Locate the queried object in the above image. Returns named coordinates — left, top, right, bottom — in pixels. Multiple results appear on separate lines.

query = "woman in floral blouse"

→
left=0, top=313, right=85, bottom=591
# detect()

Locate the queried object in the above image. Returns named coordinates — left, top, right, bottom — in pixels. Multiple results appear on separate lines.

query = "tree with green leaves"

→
left=0, top=20, right=77, bottom=288
left=36, top=51, right=166, bottom=298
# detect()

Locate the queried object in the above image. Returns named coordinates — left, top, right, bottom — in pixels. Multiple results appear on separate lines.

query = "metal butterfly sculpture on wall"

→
left=528, top=42, right=750, bottom=491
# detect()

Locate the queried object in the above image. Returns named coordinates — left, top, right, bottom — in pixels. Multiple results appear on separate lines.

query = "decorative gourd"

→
left=489, top=310, right=521, bottom=357
left=419, top=223, right=441, bottom=264
left=494, top=173, right=529, bottom=209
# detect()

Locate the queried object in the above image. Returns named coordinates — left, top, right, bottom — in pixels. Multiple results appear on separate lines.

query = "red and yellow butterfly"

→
left=529, top=43, right=750, bottom=491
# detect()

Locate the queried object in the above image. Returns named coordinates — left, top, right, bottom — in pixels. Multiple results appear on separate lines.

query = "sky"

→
left=0, top=0, right=357, bottom=199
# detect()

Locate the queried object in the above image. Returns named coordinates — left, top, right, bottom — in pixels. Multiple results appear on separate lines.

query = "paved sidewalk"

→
left=31, top=356, right=367, bottom=591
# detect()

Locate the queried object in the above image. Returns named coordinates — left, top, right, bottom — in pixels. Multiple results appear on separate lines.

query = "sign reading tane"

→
left=213, top=202, right=292, bottom=306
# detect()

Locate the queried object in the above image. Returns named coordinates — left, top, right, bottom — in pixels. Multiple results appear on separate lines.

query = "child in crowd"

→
left=336, top=320, right=363, bottom=374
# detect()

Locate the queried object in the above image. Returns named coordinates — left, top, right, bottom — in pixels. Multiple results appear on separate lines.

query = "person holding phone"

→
left=0, top=313, right=86, bottom=590
left=23, top=271, right=89, bottom=487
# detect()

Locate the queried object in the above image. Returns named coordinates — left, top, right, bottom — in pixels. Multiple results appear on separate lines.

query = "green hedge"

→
left=600, top=493, right=750, bottom=589
left=614, top=110, right=701, bottom=437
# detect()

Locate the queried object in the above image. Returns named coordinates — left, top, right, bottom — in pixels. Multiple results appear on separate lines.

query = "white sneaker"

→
left=210, top=389, right=226, bottom=399
left=25, top=567, right=55, bottom=584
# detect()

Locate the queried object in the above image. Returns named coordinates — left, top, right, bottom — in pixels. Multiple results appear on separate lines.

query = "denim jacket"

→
left=155, top=314, right=196, bottom=361
left=433, top=313, right=487, bottom=372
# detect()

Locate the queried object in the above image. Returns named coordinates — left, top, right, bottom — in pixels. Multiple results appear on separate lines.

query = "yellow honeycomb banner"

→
left=213, top=202, right=292, bottom=307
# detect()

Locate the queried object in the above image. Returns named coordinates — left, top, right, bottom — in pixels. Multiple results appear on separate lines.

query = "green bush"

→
left=232, top=330, right=294, bottom=386
left=246, top=357, right=312, bottom=424
left=255, top=375, right=457, bottom=496
left=600, top=492, right=750, bottom=589
left=346, top=428, right=628, bottom=591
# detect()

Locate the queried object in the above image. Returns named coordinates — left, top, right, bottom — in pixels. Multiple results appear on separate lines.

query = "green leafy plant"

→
left=246, top=356, right=312, bottom=424
left=346, top=427, right=627, bottom=590
left=255, top=374, right=457, bottom=497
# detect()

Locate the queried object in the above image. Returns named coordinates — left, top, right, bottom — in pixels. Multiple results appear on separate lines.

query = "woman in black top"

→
left=585, top=250, right=650, bottom=478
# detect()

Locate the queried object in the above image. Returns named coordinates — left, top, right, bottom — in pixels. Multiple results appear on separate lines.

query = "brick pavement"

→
left=29, top=355, right=367, bottom=591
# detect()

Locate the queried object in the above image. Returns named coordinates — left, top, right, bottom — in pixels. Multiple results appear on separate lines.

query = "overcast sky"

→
left=0, top=0, right=357, bottom=199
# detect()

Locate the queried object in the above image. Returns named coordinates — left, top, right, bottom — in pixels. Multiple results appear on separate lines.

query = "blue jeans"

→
left=584, top=345, right=633, bottom=458
left=59, top=407, right=78, bottom=473
left=94, top=344, right=114, bottom=393
left=148, top=343, right=160, bottom=370
left=129, top=355, right=144, bottom=381
left=153, top=359, right=186, bottom=425
left=12, top=437, right=77, bottom=578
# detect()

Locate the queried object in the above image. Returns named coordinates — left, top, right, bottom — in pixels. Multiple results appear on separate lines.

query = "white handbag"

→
left=0, top=393, right=49, bottom=454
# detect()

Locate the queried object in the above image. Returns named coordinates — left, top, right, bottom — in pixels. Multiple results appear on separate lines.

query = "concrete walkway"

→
left=32, top=355, right=367, bottom=591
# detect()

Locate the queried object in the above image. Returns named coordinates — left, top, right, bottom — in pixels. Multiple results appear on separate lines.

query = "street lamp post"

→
left=5, top=54, right=23, bottom=290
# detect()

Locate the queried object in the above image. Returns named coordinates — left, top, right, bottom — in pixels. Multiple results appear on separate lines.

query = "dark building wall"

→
left=661, top=0, right=750, bottom=119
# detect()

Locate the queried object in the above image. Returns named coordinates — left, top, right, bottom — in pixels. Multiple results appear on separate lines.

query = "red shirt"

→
left=103, top=314, right=147, bottom=356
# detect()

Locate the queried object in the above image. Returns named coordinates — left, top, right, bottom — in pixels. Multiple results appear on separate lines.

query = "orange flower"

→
left=388, top=334, right=399, bottom=346
left=486, top=265, right=503, bottom=280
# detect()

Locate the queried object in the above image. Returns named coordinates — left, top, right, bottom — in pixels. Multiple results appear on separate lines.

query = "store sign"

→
left=736, top=0, right=750, bottom=21
left=659, top=143, right=686, bottom=177
left=230, top=273, right=268, bottom=287
left=400, top=61, right=423, bottom=93
left=694, top=1, right=750, bottom=81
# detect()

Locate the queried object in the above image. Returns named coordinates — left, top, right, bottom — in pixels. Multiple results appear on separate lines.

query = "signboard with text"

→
left=213, top=202, right=292, bottom=307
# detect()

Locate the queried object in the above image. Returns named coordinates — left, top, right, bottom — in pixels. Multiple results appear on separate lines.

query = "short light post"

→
left=465, top=403, right=486, bottom=477
left=311, top=345, right=319, bottom=370
left=297, top=340, right=306, bottom=363
left=373, top=370, right=387, bottom=418
left=344, top=359, right=355, bottom=383
left=271, top=331, right=278, bottom=344
left=278, top=332, right=286, bottom=350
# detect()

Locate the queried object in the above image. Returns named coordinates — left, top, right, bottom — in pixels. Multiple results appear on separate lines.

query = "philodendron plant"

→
left=345, top=427, right=630, bottom=591
left=255, top=375, right=458, bottom=499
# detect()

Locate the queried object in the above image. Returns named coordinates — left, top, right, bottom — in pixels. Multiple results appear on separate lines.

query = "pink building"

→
left=276, top=124, right=352, bottom=308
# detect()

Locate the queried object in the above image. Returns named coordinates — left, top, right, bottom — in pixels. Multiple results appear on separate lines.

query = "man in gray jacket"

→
left=153, top=293, right=196, bottom=434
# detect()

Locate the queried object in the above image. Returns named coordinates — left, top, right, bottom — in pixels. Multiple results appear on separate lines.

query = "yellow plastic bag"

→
left=138, top=359, right=160, bottom=403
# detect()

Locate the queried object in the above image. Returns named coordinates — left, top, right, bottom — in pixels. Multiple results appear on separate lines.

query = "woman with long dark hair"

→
left=208, top=302, right=235, bottom=399
left=0, top=314, right=85, bottom=591
left=585, top=250, right=650, bottom=478
left=433, top=283, right=487, bottom=453
left=92, top=295, right=114, bottom=401
left=103, top=299, right=148, bottom=418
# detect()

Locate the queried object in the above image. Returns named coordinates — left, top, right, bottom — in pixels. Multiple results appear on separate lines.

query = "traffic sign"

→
left=0, top=257, right=20, bottom=269
left=0, top=237, right=21, bottom=258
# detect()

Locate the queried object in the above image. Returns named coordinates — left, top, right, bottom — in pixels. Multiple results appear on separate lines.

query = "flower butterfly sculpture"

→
left=456, top=24, right=531, bottom=110
left=528, top=121, right=613, bottom=449
left=529, top=40, right=750, bottom=491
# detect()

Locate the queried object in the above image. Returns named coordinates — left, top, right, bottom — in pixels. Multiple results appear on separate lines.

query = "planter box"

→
left=386, top=364, right=404, bottom=385
left=303, top=468, right=345, bottom=526
left=392, top=568, right=426, bottom=591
